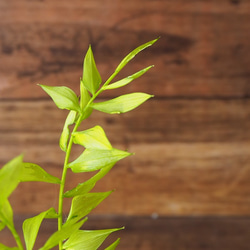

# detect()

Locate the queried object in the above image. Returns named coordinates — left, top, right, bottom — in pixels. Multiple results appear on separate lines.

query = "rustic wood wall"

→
left=0, top=0, right=250, bottom=249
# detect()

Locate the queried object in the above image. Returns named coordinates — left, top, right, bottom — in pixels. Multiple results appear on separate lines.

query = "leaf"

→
left=80, top=81, right=93, bottom=120
left=82, top=46, right=102, bottom=95
left=23, top=208, right=58, bottom=250
left=0, top=200, right=14, bottom=229
left=20, top=163, right=61, bottom=184
left=0, top=243, right=19, bottom=250
left=72, top=125, right=112, bottom=150
left=0, top=155, right=23, bottom=207
left=64, top=163, right=115, bottom=197
left=104, top=66, right=154, bottom=90
left=60, top=110, right=77, bottom=152
left=66, top=192, right=112, bottom=225
left=104, top=238, right=121, bottom=250
left=39, top=85, right=81, bottom=112
left=39, top=218, right=87, bottom=250
left=63, top=228, right=123, bottom=250
left=68, top=148, right=131, bottom=173
left=91, top=92, right=153, bottom=114
left=115, top=38, right=158, bottom=74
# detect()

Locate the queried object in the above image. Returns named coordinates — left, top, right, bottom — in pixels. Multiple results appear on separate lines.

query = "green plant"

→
left=0, top=38, right=158, bottom=250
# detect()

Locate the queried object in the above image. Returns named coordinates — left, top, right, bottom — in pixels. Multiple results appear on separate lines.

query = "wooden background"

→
left=0, top=0, right=250, bottom=249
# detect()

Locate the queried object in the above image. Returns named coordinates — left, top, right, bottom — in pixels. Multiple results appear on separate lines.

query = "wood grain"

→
left=0, top=0, right=249, bottom=98
left=1, top=216, right=250, bottom=250
left=0, top=98, right=249, bottom=215
left=0, top=3, right=250, bottom=248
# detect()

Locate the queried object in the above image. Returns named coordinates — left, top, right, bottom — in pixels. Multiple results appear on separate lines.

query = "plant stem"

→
left=57, top=117, right=81, bottom=249
left=57, top=73, right=118, bottom=249
left=7, top=223, right=24, bottom=250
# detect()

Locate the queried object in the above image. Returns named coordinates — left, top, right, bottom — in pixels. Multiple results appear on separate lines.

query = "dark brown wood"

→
left=0, top=0, right=249, bottom=99
left=1, top=216, right=250, bottom=250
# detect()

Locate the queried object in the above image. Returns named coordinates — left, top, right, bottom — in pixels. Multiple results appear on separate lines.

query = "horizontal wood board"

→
left=0, top=216, right=250, bottom=250
left=0, top=0, right=249, bottom=99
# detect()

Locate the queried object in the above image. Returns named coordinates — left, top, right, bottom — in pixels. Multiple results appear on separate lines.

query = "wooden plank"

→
left=1, top=142, right=249, bottom=216
left=0, top=2, right=249, bottom=99
left=1, top=216, right=250, bottom=250
left=0, top=99, right=249, bottom=146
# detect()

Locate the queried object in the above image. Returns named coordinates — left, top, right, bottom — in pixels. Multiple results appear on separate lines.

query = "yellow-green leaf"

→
left=59, top=110, right=77, bottom=152
left=91, top=93, right=153, bottom=114
left=104, top=66, right=153, bottom=90
left=63, top=228, right=123, bottom=250
left=39, top=85, right=81, bottom=112
left=64, top=163, right=115, bottom=198
left=115, top=38, right=158, bottom=74
left=82, top=46, right=102, bottom=95
left=23, top=208, right=58, bottom=250
left=72, top=126, right=112, bottom=150
left=66, top=192, right=112, bottom=225
left=68, top=149, right=131, bottom=173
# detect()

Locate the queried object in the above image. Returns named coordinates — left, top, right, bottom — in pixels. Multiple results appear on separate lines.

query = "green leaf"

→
left=104, top=238, right=121, bottom=250
left=0, top=243, right=19, bottom=250
left=39, top=218, right=87, bottom=250
left=72, top=125, right=112, bottom=150
left=0, top=155, right=23, bottom=207
left=80, top=81, right=93, bottom=120
left=0, top=200, right=14, bottom=229
left=39, top=85, right=81, bottom=112
left=60, top=110, right=77, bottom=152
left=115, top=38, right=158, bottom=74
left=91, top=92, right=153, bottom=114
left=68, top=148, right=131, bottom=173
left=66, top=192, right=112, bottom=225
left=104, top=66, right=154, bottom=90
left=23, top=208, right=58, bottom=250
left=63, top=228, right=123, bottom=250
left=64, top=163, right=115, bottom=197
left=82, top=46, right=102, bottom=95
left=20, top=163, right=61, bottom=184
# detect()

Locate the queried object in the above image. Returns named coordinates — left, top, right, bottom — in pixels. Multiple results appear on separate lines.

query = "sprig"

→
left=0, top=38, right=158, bottom=249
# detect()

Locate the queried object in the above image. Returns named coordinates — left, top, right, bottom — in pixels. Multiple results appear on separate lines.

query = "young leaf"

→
left=20, top=163, right=61, bottom=184
left=104, top=66, right=154, bottom=90
left=82, top=46, right=102, bottom=95
left=66, top=192, right=112, bottom=225
left=60, top=110, right=77, bottom=152
left=115, top=38, right=158, bottom=74
left=91, top=92, right=153, bottom=114
left=80, top=81, right=93, bottom=120
left=104, top=238, right=121, bottom=250
left=23, top=208, right=58, bottom=250
left=72, top=125, right=112, bottom=150
left=68, top=148, right=131, bottom=173
left=40, top=218, right=87, bottom=250
left=39, top=85, right=81, bottom=112
left=0, top=155, right=23, bottom=207
left=63, top=228, right=123, bottom=250
left=64, top=163, right=115, bottom=197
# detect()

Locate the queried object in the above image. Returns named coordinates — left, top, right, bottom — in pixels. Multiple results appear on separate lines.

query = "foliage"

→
left=0, top=38, right=158, bottom=249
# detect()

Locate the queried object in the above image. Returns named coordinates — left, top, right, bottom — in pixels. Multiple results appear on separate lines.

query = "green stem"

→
left=57, top=73, right=117, bottom=249
left=57, top=117, right=81, bottom=249
left=7, top=223, right=24, bottom=250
